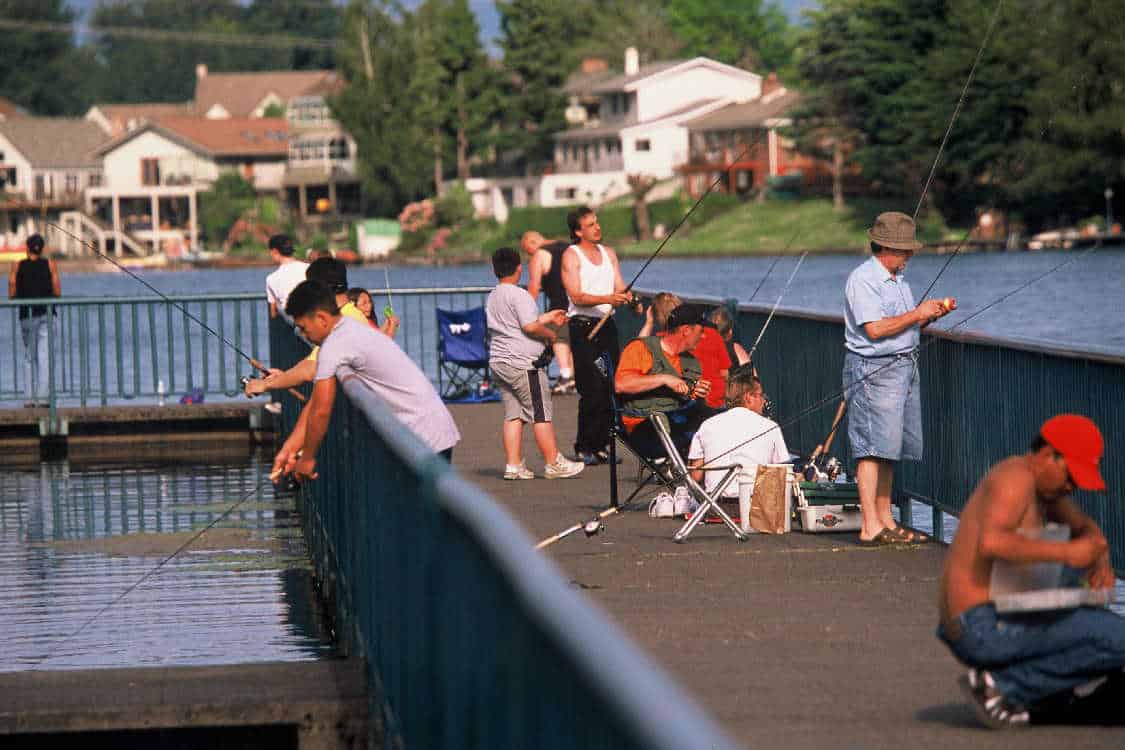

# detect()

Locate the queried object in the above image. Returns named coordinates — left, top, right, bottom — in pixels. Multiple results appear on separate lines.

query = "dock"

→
left=450, top=397, right=1124, bottom=749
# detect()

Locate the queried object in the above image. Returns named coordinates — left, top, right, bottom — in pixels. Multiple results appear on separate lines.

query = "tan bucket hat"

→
left=868, top=211, right=923, bottom=251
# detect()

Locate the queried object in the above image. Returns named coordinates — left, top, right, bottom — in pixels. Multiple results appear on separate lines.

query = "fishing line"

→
left=586, top=140, right=763, bottom=340
left=747, top=251, right=808, bottom=360
left=913, top=0, right=1006, bottom=221
left=698, top=244, right=1100, bottom=472
left=31, top=479, right=269, bottom=669
left=746, top=256, right=782, bottom=304
left=47, top=221, right=306, bottom=402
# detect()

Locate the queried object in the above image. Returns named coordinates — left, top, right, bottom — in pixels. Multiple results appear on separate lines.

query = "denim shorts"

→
left=842, top=350, right=921, bottom=462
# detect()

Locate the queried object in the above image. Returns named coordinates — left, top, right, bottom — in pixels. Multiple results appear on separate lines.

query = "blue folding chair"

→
left=436, top=307, right=498, bottom=402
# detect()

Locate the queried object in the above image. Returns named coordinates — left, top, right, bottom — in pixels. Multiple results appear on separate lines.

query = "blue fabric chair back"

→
left=437, top=307, right=489, bottom=366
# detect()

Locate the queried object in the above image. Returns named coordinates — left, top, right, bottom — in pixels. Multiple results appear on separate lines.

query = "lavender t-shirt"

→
left=315, top=317, right=460, bottom=452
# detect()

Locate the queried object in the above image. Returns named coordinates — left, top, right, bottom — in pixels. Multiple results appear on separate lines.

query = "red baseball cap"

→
left=1040, top=414, right=1106, bottom=491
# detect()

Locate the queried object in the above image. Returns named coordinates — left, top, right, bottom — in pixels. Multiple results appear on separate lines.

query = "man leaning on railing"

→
left=272, top=280, right=460, bottom=483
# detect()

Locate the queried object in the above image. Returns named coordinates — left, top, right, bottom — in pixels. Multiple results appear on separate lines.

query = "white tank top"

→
left=566, top=244, right=615, bottom=318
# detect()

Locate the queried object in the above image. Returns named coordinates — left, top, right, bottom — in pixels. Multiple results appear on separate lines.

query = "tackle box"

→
left=793, top=480, right=861, bottom=533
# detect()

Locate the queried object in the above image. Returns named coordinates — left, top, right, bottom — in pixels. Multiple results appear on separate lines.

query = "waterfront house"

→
left=464, top=49, right=790, bottom=221
left=0, top=117, right=108, bottom=251
left=84, top=117, right=290, bottom=256
left=678, top=75, right=823, bottom=197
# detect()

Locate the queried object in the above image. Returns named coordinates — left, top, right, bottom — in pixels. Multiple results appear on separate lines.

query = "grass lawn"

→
left=617, top=196, right=956, bottom=256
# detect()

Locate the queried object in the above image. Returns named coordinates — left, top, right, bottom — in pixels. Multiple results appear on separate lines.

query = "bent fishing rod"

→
left=586, top=142, right=759, bottom=340
left=48, top=222, right=306, bottom=403
left=537, top=244, right=1098, bottom=549
left=31, top=480, right=268, bottom=669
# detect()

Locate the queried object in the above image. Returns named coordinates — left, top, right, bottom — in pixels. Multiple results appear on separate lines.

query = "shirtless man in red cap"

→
left=937, top=414, right=1122, bottom=728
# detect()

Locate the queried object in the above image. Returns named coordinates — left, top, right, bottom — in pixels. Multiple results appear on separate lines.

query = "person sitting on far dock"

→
left=347, top=287, right=399, bottom=338
left=245, top=257, right=369, bottom=397
left=614, top=303, right=714, bottom=459
left=938, top=414, right=1121, bottom=728
left=485, top=247, right=585, bottom=481
left=265, top=234, right=307, bottom=322
left=273, top=280, right=460, bottom=482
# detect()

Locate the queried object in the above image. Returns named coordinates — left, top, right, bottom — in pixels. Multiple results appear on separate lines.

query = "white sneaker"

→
left=544, top=455, right=585, bottom=479
left=672, top=485, right=696, bottom=515
left=503, top=463, right=535, bottom=480
left=648, top=491, right=676, bottom=518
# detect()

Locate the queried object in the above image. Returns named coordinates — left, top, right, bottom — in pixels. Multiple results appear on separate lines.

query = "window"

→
left=88, top=173, right=103, bottom=188
left=329, top=137, right=349, bottom=160
left=635, top=139, right=651, bottom=152
left=65, top=174, right=79, bottom=194
left=141, top=158, right=160, bottom=186
left=2, top=167, right=15, bottom=189
left=555, top=187, right=577, bottom=201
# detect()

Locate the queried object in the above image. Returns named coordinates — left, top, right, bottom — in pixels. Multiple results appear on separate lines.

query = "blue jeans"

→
left=843, top=350, right=921, bottom=462
left=938, top=603, right=1125, bottom=706
left=20, top=314, right=53, bottom=402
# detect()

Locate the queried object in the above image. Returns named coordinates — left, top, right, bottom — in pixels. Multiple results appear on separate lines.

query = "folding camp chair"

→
left=436, top=307, right=495, bottom=402
left=647, top=412, right=748, bottom=543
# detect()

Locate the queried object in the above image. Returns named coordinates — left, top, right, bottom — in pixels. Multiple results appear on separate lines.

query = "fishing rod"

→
left=48, top=221, right=306, bottom=403
left=31, top=479, right=268, bottom=669
left=746, top=255, right=782, bottom=304
left=586, top=142, right=760, bottom=341
left=747, top=251, right=807, bottom=362
left=537, top=245, right=1099, bottom=549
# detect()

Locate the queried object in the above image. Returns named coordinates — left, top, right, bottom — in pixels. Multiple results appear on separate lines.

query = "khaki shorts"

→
left=491, top=360, right=553, bottom=423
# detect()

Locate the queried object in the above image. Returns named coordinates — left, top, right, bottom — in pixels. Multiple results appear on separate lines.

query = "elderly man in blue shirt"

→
left=843, top=211, right=953, bottom=546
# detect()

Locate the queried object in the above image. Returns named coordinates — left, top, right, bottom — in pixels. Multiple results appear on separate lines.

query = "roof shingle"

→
left=0, top=118, right=109, bottom=168
left=194, top=70, right=341, bottom=119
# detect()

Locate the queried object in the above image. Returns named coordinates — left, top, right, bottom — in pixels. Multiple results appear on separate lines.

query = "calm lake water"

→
left=0, top=452, right=336, bottom=671
left=57, top=246, right=1125, bottom=357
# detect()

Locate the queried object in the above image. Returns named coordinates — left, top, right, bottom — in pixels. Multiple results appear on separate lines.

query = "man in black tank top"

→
left=8, top=233, right=61, bottom=407
left=523, top=231, right=575, bottom=393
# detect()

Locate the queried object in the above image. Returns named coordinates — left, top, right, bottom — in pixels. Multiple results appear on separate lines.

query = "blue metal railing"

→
left=623, top=290, right=1125, bottom=571
left=267, top=317, right=740, bottom=749
left=1, top=287, right=492, bottom=410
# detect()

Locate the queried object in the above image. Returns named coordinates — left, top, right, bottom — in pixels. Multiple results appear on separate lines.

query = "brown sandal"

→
left=858, top=528, right=900, bottom=547
left=889, top=525, right=930, bottom=544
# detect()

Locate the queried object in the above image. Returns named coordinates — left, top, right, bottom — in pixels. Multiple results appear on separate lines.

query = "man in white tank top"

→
left=560, top=206, right=634, bottom=464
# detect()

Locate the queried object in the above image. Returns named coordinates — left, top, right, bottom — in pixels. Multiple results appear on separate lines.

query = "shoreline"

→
left=51, top=241, right=1050, bottom=274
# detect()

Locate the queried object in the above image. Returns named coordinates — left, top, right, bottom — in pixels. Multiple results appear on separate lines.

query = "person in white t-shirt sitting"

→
left=265, top=234, right=308, bottom=321
left=687, top=367, right=789, bottom=500
left=273, top=280, right=460, bottom=482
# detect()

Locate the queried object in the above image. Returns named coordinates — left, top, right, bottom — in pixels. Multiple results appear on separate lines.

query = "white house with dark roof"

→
left=0, top=118, right=108, bottom=250
left=464, top=49, right=763, bottom=220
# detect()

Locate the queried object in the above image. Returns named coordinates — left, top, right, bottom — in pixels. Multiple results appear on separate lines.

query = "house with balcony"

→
left=0, top=118, right=108, bottom=251
left=464, top=49, right=762, bottom=221
left=679, top=77, right=825, bottom=197
left=192, top=65, right=361, bottom=224
left=80, top=117, right=290, bottom=256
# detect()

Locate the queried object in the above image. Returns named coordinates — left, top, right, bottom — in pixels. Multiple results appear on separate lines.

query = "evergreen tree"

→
left=0, top=0, right=95, bottom=115
left=496, top=0, right=586, bottom=173
left=243, top=0, right=343, bottom=71
left=331, top=2, right=430, bottom=215
left=1012, top=0, right=1125, bottom=227
left=667, top=0, right=795, bottom=74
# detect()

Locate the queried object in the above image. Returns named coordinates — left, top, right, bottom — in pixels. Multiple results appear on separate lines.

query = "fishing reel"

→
left=800, top=455, right=844, bottom=483
left=582, top=517, right=604, bottom=538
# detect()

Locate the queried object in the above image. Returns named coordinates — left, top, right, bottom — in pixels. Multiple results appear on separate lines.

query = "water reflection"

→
left=0, top=453, right=335, bottom=672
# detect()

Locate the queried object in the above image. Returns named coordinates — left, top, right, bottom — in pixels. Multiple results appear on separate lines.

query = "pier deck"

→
left=450, top=398, right=1123, bottom=749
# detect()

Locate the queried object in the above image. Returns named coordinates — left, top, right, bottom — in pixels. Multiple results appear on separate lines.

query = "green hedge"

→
left=501, top=197, right=690, bottom=244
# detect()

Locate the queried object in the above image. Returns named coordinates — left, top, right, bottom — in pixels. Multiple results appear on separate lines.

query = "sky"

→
left=66, top=1, right=820, bottom=53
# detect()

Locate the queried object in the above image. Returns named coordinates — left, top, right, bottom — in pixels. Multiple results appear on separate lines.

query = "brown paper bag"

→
left=750, top=465, right=789, bottom=534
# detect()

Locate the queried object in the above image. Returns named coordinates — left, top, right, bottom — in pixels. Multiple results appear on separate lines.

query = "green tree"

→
left=331, top=2, right=431, bottom=215
left=243, top=0, right=343, bottom=70
left=787, top=0, right=868, bottom=210
left=90, top=0, right=275, bottom=104
left=571, top=0, right=685, bottom=65
left=199, top=172, right=257, bottom=249
left=667, top=0, right=795, bottom=74
left=1011, top=0, right=1125, bottom=227
left=497, top=0, right=587, bottom=173
left=0, top=0, right=95, bottom=115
